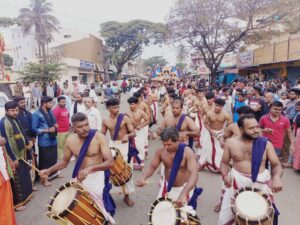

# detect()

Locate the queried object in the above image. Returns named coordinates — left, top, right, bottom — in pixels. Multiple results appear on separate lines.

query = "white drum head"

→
left=51, top=186, right=77, bottom=214
left=235, top=191, right=268, bottom=219
left=151, top=201, right=177, bottom=225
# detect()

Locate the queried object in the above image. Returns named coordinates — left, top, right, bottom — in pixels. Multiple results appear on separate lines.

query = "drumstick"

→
left=21, top=158, right=41, bottom=173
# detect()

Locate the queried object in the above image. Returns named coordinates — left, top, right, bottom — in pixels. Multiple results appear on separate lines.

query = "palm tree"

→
left=18, top=0, right=59, bottom=63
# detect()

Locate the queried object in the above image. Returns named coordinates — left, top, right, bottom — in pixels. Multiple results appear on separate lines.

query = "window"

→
left=64, top=35, right=71, bottom=38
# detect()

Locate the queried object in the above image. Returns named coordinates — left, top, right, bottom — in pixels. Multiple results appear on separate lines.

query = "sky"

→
left=0, top=0, right=178, bottom=65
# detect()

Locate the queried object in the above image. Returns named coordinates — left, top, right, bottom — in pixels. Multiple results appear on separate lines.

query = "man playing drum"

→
left=218, top=114, right=283, bottom=225
left=137, top=127, right=201, bottom=213
left=102, top=98, right=136, bottom=207
left=40, top=113, right=116, bottom=224
left=126, top=96, right=149, bottom=170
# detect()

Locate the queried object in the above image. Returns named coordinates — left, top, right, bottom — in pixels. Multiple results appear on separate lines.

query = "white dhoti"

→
left=218, top=168, right=273, bottom=225
left=109, top=140, right=135, bottom=194
left=151, top=101, right=159, bottom=125
left=199, top=129, right=224, bottom=172
left=158, top=179, right=197, bottom=219
left=199, top=115, right=207, bottom=149
left=133, top=129, right=145, bottom=168
left=142, top=125, right=149, bottom=153
left=81, top=171, right=115, bottom=224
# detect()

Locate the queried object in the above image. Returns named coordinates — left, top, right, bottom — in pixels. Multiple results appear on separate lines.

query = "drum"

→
left=110, top=147, right=132, bottom=186
left=148, top=197, right=201, bottom=225
left=47, top=182, right=108, bottom=225
left=231, top=186, right=274, bottom=225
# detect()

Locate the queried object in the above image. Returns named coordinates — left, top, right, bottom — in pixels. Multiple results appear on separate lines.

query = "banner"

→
left=237, top=51, right=253, bottom=68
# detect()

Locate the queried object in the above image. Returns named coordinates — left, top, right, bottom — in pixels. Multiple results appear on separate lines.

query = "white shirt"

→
left=89, top=89, right=98, bottom=103
left=0, top=147, right=9, bottom=181
left=70, top=102, right=86, bottom=122
left=86, top=107, right=102, bottom=131
left=130, top=87, right=140, bottom=96
left=78, top=84, right=86, bottom=93
left=22, top=86, right=31, bottom=98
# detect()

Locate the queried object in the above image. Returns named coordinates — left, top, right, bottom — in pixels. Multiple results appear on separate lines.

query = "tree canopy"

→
left=167, top=0, right=299, bottom=84
left=18, top=0, right=60, bottom=62
left=144, top=56, right=168, bottom=69
left=19, top=62, right=63, bottom=83
left=100, top=20, right=167, bottom=76
left=0, top=17, right=18, bottom=27
left=3, top=54, right=13, bottom=67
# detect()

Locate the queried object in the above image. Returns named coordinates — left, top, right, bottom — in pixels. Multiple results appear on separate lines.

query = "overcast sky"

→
left=0, top=0, right=179, bottom=64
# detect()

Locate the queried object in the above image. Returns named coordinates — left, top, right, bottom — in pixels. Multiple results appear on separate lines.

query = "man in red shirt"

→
left=259, top=101, right=294, bottom=157
left=53, top=96, right=70, bottom=161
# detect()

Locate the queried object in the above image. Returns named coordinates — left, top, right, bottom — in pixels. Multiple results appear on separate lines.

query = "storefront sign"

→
left=237, top=51, right=253, bottom=68
left=80, top=60, right=94, bottom=70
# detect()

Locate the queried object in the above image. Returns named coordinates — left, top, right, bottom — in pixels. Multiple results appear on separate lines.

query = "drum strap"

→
left=72, top=129, right=97, bottom=178
left=176, top=114, right=194, bottom=150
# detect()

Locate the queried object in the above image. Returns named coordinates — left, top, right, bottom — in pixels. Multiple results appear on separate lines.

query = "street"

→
left=16, top=94, right=300, bottom=225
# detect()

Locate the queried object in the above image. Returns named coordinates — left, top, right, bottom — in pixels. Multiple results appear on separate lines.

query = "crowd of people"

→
left=0, top=75, right=299, bottom=225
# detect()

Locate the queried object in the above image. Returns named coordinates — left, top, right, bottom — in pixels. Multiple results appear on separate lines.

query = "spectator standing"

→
left=104, top=84, right=113, bottom=99
left=259, top=101, right=294, bottom=157
left=22, top=82, right=32, bottom=110
left=122, top=79, right=128, bottom=93
left=32, top=96, right=58, bottom=186
left=53, top=96, right=69, bottom=161
left=249, top=85, right=265, bottom=121
left=13, top=81, right=23, bottom=97
left=70, top=93, right=86, bottom=121
left=85, top=97, right=102, bottom=131
left=261, top=92, right=274, bottom=116
left=78, top=80, right=86, bottom=93
left=221, top=87, right=233, bottom=117
left=32, top=82, right=43, bottom=108
left=46, top=82, right=55, bottom=98
left=89, top=83, right=98, bottom=105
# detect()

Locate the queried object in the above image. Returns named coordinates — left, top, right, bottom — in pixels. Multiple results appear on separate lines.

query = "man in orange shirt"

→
left=0, top=137, right=17, bottom=225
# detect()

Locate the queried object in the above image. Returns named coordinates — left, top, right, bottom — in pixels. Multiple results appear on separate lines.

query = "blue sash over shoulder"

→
left=113, top=113, right=141, bottom=165
left=167, top=143, right=203, bottom=210
left=72, top=129, right=116, bottom=216
left=252, top=136, right=279, bottom=225
left=176, top=114, right=194, bottom=150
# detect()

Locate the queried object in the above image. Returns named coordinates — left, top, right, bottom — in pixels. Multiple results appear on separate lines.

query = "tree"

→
left=100, top=20, right=167, bottom=77
left=19, top=62, right=63, bottom=84
left=18, top=0, right=60, bottom=63
left=167, top=0, right=298, bottom=84
left=0, top=17, right=18, bottom=27
left=3, top=54, right=13, bottom=67
left=176, top=62, right=187, bottom=71
left=176, top=44, right=189, bottom=64
left=144, top=56, right=168, bottom=69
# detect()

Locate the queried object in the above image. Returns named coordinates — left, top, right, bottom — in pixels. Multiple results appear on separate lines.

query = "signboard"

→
left=80, top=60, right=94, bottom=70
left=237, top=51, right=253, bottom=68
left=220, top=54, right=237, bottom=68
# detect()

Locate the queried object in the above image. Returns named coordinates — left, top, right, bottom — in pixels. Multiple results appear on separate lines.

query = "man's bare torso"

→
left=228, top=136, right=267, bottom=174
left=127, top=109, right=143, bottom=129
left=207, top=111, right=227, bottom=131
left=160, top=147, right=190, bottom=187
left=103, top=116, right=128, bottom=140
left=67, top=133, right=104, bottom=171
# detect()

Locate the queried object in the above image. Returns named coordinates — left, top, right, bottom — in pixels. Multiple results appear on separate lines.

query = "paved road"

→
left=16, top=93, right=300, bottom=225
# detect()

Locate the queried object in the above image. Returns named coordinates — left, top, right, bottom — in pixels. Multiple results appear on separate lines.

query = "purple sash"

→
left=176, top=114, right=194, bottom=149
left=72, top=129, right=97, bottom=178
left=252, top=136, right=279, bottom=225
left=112, top=114, right=125, bottom=141
left=167, top=143, right=202, bottom=210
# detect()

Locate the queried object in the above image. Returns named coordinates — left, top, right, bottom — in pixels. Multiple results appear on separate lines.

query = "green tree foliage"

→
left=3, top=54, right=13, bottom=67
left=144, top=56, right=168, bottom=69
left=19, top=62, right=63, bottom=83
left=18, top=0, right=60, bottom=62
left=100, top=20, right=167, bottom=76
left=176, top=62, right=187, bottom=71
left=167, top=0, right=298, bottom=84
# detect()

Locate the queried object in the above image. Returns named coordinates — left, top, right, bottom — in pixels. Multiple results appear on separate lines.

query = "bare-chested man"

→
left=152, top=99, right=199, bottom=147
left=203, top=91, right=215, bottom=115
left=199, top=98, right=232, bottom=172
left=127, top=96, right=149, bottom=170
left=133, top=91, right=151, bottom=156
left=40, top=113, right=115, bottom=224
left=218, top=114, right=283, bottom=225
left=137, top=127, right=200, bottom=214
left=102, top=98, right=136, bottom=207
left=214, top=106, right=255, bottom=213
